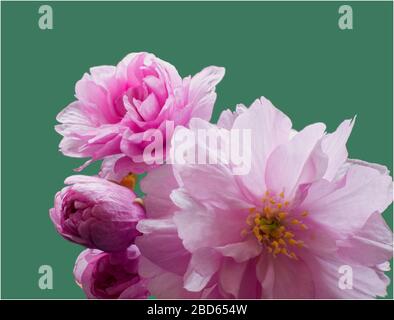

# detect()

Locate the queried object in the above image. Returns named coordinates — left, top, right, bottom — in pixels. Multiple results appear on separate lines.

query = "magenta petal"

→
left=136, top=93, right=160, bottom=121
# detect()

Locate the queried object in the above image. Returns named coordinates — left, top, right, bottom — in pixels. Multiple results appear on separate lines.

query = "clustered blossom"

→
left=51, top=52, right=393, bottom=299
left=56, top=52, right=224, bottom=174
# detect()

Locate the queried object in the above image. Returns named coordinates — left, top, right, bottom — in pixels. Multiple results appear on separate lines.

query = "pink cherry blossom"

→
left=50, top=175, right=145, bottom=252
left=56, top=52, right=224, bottom=173
left=74, top=245, right=149, bottom=299
left=136, top=97, right=393, bottom=299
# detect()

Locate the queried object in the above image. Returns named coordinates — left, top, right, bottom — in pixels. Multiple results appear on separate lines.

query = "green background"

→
left=1, top=1, right=393, bottom=299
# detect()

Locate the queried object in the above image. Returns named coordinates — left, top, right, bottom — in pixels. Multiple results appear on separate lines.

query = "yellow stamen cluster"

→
left=242, top=191, right=309, bottom=259
left=119, top=173, right=138, bottom=190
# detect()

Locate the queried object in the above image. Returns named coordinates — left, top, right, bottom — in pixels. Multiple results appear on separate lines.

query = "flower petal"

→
left=172, top=191, right=247, bottom=252
left=183, top=248, right=221, bottom=292
left=141, top=165, right=179, bottom=218
left=215, top=237, right=262, bottom=263
left=188, top=66, right=225, bottom=121
left=301, top=163, right=392, bottom=235
left=232, top=97, right=293, bottom=199
left=136, top=219, right=190, bottom=275
left=265, top=122, right=327, bottom=197
left=322, top=118, right=355, bottom=181
left=257, top=254, right=315, bottom=298
left=220, top=258, right=260, bottom=298
left=337, top=211, right=393, bottom=266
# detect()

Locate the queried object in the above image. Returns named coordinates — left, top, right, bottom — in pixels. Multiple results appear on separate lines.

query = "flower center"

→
left=242, top=191, right=309, bottom=260
left=119, top=173, right=137, bottom=190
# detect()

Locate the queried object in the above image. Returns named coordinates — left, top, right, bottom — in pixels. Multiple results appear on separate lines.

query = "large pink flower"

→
left=136, top=97, right=393, bottom=299
left=56, top=52, right=225, bottom=173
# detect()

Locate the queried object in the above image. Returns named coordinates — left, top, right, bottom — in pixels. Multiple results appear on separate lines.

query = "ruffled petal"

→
left=189, top=66, right=225, bottom=121
left=322, top=118, right=355, bottom=181
left=301, top=163, right=392, bottom=235
left=265, top=122, right=327, bottom=197
left=232, top=97, right=293, bottom=199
